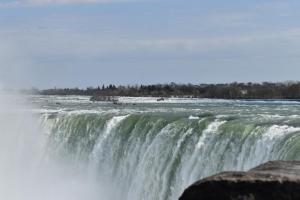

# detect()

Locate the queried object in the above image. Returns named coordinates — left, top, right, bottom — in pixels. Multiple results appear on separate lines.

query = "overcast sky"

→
left=0, top=0, right=300, bottom=88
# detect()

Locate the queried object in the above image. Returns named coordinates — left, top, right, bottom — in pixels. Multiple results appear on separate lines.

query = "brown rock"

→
left=179, top=161, right=300, bottom=200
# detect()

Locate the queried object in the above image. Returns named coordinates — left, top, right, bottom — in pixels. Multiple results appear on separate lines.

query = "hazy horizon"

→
left=1, top=0, right=300, bottom=88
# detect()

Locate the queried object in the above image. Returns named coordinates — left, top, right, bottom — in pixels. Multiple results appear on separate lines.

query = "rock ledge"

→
left=179, top=161, right=300, bottom=200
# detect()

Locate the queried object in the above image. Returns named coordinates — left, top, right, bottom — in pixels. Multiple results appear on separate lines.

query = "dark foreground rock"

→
left=179, top=160, right=300, bottom=200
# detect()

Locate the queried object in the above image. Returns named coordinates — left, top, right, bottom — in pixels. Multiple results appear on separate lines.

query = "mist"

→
left=0, top=39, right=113, bottom=200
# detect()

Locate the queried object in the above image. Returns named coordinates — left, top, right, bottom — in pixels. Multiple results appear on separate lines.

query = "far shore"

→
left=16, top=81, right=300, bottom=101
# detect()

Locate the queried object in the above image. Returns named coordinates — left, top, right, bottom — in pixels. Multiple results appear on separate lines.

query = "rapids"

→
left=39, top=96, right=300, bottom=200
left=2, top=95, right=300, bottom=200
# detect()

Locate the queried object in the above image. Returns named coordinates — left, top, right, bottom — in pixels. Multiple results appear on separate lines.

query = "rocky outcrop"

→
left=179, top=161, right=300, bottom=200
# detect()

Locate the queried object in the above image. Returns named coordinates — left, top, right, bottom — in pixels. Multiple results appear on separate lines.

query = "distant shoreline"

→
left=22, top=82, right=300, bottom=101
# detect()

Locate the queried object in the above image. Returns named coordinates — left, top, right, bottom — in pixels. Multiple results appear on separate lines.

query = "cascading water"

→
left=0, top=94, right=111, bottom=200
left=2, top=95, right=300, bottom=200
left=39, top=96, right=300, bottom=200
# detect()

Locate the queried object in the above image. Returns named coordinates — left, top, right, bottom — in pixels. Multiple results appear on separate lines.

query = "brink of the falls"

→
left=1, top=95, right=300, bottom=200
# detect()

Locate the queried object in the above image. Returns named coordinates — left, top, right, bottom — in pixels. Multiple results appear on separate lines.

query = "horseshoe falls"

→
left=2, top=95, right=300, bottom=200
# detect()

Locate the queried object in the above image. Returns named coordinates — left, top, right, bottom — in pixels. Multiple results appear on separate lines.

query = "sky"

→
left=0, top=0, right=300, bottom=88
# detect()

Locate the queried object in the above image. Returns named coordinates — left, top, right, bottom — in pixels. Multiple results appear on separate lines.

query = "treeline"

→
left=38, top=82, right=300, bottom=99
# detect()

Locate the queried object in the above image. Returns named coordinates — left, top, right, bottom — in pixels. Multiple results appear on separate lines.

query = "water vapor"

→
left=0, top=40, right=110, bottom=200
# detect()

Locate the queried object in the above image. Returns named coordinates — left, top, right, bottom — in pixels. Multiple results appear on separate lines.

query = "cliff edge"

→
left=179, top=160, right=300, bottom=200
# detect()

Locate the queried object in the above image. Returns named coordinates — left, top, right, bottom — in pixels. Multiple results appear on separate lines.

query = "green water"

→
left=35, top=96, right=300, bottom=200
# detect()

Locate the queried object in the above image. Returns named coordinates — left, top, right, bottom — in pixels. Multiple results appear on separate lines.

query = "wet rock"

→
left=179, top=160, right=300, bottom=200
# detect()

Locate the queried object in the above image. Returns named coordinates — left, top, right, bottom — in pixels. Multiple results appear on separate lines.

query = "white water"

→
left=0, top=94, right=108, bottom=200
left=1, top=94, right=300, bottom=200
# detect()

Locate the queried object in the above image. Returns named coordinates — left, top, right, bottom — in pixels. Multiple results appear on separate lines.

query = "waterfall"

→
left=41, top=111, right=300, bottom=200
left=1, top=94, right=300, bottom=200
